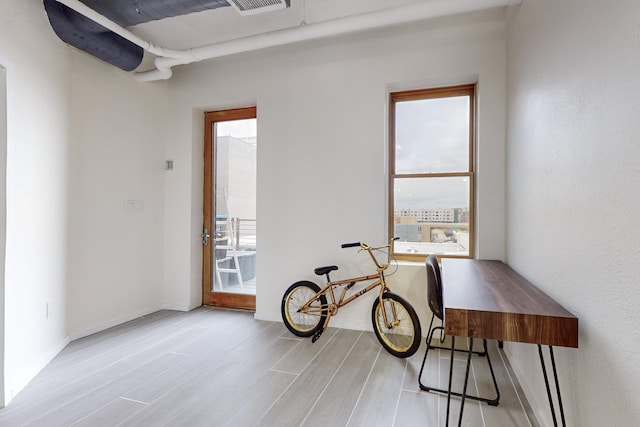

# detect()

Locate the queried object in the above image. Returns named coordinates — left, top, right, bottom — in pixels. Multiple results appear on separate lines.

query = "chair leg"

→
left=418, top=314, right=488, bottom=392
left=417, top=314, right=436, bottom=388
left=445, top=336, right=456, bottom=426
left=418, top=333, right=500, bottom=406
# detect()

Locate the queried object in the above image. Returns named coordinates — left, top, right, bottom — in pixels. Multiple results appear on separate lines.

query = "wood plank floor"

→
left=0, top=307, right=538, bottom=426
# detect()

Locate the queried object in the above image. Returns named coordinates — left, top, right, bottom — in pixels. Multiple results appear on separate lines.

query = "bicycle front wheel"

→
left=281, top=281, right=327, bottom=337
left=371, top=292, right=421, bottom=358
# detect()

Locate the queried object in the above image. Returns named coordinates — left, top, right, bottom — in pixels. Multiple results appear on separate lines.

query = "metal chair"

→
left=418, top=254, right=500, bottom=406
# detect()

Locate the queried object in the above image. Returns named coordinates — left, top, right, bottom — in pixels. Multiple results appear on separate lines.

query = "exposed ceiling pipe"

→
left=53, top=0, right=197, bottom=60
left=55, top=0, right=522, bottom=82
left=138, top=0, right=522, bottom=82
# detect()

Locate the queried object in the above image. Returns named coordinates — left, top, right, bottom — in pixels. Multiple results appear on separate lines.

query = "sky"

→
left=216, top=118, right=257, bottom=140
left=394, top=95, right=470, bottom=210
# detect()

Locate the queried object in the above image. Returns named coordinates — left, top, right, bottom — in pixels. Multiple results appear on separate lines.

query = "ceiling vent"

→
left=227, top=0, right=290, bottom=16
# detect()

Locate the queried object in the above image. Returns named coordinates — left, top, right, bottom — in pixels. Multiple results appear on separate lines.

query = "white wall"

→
left=0, top=0, right=73, bottom=403
left=0, top=0, right=169, bottom=404
left=65, top=54, right=168, bottom=338
left=506, top=1, right=640, bottom=425
left=163, top=9, right=508, bottom=330
left=0, top=64, right=7, bottom=408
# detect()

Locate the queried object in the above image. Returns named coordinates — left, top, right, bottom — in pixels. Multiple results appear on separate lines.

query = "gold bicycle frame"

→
left=300, top=239, right=398, bottom=330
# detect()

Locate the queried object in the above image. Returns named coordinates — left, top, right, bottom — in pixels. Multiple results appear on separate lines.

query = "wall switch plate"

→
left=126, top=200, right=144, bottom=213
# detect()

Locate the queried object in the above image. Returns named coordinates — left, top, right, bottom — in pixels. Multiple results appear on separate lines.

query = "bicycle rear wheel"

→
left=371, top=292, right=421, bottom=358
left=281, top=281, right=327, bottom=337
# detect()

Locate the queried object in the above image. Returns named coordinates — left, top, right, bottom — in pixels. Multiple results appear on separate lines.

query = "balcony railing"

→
left=230, top=217, right=256, bottom=251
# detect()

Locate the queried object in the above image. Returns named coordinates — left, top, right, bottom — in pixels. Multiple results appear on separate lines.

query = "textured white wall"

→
left=0, top=0, right=72, bottom=403
left=506, top=1, right=640, bottom=425
left=164, top=9, right=508, bottom=329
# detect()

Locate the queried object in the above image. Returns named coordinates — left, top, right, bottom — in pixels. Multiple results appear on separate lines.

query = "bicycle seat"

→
left=314, top=265, right=338, bottom=276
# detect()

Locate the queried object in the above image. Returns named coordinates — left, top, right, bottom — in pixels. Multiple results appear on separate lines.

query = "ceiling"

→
left=46, top=0, right=519, bottom=81
left=130, top=0, right=423, bottom=50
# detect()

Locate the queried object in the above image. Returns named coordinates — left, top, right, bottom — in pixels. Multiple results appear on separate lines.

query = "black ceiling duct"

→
left=43, top=0, right=229, bottom=72
left=44, top=0, right=143, bottom=71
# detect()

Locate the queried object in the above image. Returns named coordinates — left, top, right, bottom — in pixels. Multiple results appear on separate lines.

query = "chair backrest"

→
left=427, top=254, right=442, bottom=289
left=425, top=254, right=444, bottom=320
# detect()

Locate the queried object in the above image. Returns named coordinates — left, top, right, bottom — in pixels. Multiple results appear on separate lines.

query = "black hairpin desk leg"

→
left=444, top=337, right=474, bottom=427
left=538, top=345, right=567, bottom=427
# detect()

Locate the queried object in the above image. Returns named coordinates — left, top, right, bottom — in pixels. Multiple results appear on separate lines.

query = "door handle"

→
left=202, top=227, right=210, bottom=246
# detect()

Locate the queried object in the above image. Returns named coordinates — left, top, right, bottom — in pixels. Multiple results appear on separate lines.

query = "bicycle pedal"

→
left=311, top=329, right=324, bottom=343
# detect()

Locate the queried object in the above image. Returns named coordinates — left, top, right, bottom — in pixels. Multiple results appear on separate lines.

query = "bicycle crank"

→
left=311, top=328, right=324, bottom=343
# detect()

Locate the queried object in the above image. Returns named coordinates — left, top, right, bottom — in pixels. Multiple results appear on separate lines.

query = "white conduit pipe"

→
left=138, top=0, right=522, bottom=82
left=54, top=0, right=196, bottom=61
left=56, top=0, right=522, bottom=82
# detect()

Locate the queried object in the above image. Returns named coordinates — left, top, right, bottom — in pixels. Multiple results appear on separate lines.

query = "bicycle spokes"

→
left=282, top=281, right=328, bottom=337
left=372, top=293, right=421, bottom=357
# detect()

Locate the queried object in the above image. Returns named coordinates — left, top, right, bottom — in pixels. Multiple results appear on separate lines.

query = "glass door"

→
left=203, top=107, right=256, bottom=309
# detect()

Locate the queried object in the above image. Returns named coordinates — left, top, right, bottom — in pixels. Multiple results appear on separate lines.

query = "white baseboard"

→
left=5, top=336, right=70, bottom=405
left=161, top=303, right=195, bottom=312
left=254, top=311, right=280, bottom=322
left=69, top=305, right=165, bottom=341
left=69, top=302, right=201, bottom=341
left=254, top=311, right=373, bottom=332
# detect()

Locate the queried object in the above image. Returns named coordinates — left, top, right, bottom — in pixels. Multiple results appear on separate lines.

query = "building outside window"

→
left=389, top=84, right=475, bottom=259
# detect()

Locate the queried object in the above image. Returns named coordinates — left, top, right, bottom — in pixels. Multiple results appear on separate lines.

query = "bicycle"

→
left=280, top=238, right=421, bottom=358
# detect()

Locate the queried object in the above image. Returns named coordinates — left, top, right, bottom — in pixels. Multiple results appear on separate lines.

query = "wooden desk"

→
left=441, top=259, right=579, bottom=427
left=442, top=259, right=578, bottom=348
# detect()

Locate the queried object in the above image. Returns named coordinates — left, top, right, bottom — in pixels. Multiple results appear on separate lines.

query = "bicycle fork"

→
left=378, top=285, right=400, bottom=330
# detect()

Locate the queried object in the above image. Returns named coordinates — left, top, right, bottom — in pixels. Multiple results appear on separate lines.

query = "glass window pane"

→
left=395, top=96, right=470, bottom=174
left=213, top=118, right=257, bottom=294
left=215, top=118, right=257, bottom=226
left=393, top=176, right=470, bottom=256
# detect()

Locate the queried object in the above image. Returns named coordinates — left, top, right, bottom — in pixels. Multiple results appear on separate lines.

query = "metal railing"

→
left=231, top=217, right=256, bottom=251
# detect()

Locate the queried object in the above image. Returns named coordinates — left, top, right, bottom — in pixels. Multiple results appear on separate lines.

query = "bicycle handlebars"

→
left=341, top=238, right=398, bottom=270
left=341, top=242, right=361, bottom=248
left=340, top=237, right=400, bottom=250
left=341, top=237, right=399, bottom=249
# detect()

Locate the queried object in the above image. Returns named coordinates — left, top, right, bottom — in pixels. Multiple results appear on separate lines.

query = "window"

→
left=389, top=84, right=475, bottom=259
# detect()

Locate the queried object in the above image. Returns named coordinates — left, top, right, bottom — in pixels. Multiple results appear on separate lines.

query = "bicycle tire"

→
left=371, top=292, right=421, bottom=358
left=281, top=281, right=327, bottom=337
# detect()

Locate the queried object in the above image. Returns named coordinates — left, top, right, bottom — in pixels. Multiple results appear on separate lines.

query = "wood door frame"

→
left=203, top=107, right=256, bottom=310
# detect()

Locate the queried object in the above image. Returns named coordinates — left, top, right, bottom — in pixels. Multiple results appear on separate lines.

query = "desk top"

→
left=442, top=259, right=578, bottom=348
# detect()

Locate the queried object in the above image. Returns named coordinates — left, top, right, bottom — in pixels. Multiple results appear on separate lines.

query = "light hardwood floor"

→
left=0, top=307, right=538, bottom=426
